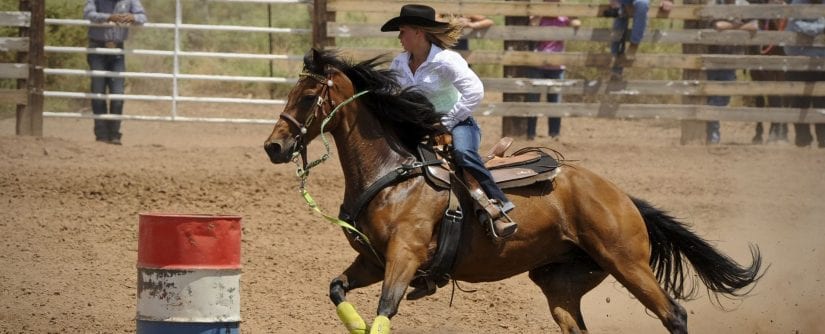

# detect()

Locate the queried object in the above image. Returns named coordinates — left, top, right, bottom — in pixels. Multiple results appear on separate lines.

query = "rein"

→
left=283, top=71, right=383, bottom=263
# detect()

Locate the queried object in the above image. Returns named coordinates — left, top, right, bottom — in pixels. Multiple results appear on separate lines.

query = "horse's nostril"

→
left=264, top=142, right=282, bottom=156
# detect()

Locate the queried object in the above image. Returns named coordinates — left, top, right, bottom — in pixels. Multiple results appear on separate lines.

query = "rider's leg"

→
left=451, top=117, right=518, bottom=237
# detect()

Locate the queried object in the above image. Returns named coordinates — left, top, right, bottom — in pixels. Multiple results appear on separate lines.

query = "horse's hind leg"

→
left=329, top=254, right=384, bottom=334
left=529, top=260, right=607, bottom=334
left=583, top=235, right=688, bottom=333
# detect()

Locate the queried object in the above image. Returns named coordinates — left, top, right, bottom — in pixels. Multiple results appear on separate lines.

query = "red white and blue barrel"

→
left=136, top=213, right=242, bottom=334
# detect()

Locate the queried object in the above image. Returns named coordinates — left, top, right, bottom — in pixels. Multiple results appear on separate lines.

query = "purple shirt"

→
left=535, top=16, right=570, bottom=53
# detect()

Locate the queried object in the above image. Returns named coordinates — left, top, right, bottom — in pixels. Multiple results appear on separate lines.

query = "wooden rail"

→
left=317, top=0, right=825, bottom=145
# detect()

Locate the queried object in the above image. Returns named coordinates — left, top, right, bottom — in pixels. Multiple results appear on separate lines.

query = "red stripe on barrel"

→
left=137, top=213, right=241, bottom=269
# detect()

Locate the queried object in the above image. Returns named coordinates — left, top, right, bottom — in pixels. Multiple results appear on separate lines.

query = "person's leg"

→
left=524, top=67, right=543, bottom=140
left=705, top=70, right=734, bottom=144
left=766, top=95, right=788, bottom=142
left=628, top=0, right=649, bottom=45
left=87, top=52, right=109, bottom=141
left=545, top=69, right=563, bottom=137
left=611, top=6, right=629, bottom=56
left=811, top=75, right=825, bottom=147
left=451, top=118, right=510, bottom=206
left=787, top=71, right=813, bottom=146
left=452, top=117, right=517, bottom=237
left=107, top=54, right=126, bottom=142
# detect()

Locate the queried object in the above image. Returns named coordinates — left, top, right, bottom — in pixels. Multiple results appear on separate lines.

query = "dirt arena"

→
left=1, top=114, right=824, bottom=333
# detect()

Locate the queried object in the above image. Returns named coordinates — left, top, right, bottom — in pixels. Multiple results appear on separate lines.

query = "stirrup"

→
left=479, top=203, right=518, bottom=240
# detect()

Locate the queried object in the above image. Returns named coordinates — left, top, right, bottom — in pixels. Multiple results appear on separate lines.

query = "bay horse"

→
left=263, top=49, right=763, bottom=334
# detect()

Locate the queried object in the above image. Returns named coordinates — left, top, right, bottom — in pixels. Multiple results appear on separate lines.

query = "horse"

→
left=263, top=49, right=764, bottom=334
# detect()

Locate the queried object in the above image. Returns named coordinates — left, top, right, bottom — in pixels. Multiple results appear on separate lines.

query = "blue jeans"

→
left=87, top=48, right=126, bottom=141
left=451, top=117, right=510, bottom=204
left=524, top=69, right=563, bottom=138
left=706, top=69, right=736, bottom=143
left=786, top=70, right=825, bottom=147
left=611, top=0, right=649, bottom=54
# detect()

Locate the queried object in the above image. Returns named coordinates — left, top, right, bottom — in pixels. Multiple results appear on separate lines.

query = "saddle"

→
left=407, top=137, right=560, bottom=300
left=418, top=137, right=560, bottom=191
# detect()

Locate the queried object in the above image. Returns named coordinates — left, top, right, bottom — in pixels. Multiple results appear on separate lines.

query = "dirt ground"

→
left=1, top=113, right=824, bottom=333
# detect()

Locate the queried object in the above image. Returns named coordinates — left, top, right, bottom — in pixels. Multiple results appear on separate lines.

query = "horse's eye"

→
left=299, top=95, right=317, bottom=109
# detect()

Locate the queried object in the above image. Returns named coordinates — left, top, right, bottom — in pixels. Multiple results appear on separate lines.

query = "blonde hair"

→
left=419, top=18, right=464, bottom=49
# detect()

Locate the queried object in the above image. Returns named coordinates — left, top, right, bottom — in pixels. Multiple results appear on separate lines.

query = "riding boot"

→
left=470, top=188, right=518, bottom=239
left=493, top=216, right=517, bottom=238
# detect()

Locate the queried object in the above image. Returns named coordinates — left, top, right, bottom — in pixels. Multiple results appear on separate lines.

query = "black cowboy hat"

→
left=380, top=4, right=449, bottom=32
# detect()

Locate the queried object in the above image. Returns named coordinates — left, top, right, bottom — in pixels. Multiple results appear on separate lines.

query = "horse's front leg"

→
left=330, top=254, right=384, bottom=334
left=370, top=237, right=428, bottom=334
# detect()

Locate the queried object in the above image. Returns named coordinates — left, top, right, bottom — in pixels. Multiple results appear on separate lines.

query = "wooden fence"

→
left=313, top=0, right=825, bottom=143
left=1, top=0, right=44, bottom=136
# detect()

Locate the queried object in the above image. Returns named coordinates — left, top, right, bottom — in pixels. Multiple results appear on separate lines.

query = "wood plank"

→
left=476, top=102, right=825, bottom=123
left=0, top=89, right=27, bottom=105
left=329, top=23, right=825, bottom=47
left=480, top=78, right=825, bottom=97
left=0, top=63, right=29, bottom=79
left=0, top=11, right=30, bottom=27
left=328, top=1, right=825, bottom=20
left=339, top=48, right=825, bottom=71
left=0, top=37, right=29, bottom=52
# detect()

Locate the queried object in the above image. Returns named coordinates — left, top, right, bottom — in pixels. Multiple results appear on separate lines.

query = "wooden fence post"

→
left=680, top=0, right=708, bottom=144
left=312, top=0, right=335, bottom=49
left=501, top=0, right=533, bottom=140
left=16, top=0, right=43, bottom=136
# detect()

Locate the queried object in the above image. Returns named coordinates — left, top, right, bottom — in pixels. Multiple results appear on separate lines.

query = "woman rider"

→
left=381, top=4, right=518, bottom=238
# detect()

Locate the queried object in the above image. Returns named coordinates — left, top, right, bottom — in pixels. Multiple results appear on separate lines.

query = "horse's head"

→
left=264, top=48, right=355, bottom=164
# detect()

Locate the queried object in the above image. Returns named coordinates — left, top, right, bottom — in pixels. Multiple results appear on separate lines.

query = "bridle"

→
left=279, top=69, right=337, bottom=172
left=277, top=68, right=381, bottom=263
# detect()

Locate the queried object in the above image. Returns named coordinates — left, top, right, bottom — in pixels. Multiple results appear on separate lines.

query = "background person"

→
left=784, top=0, right=825, bottom=148
left=525, top=1, right=580, bottom=140
left=443, top=14, right=494, bottom=51
left=84, top=0, right=147, bottom=145
left=704, top=0, right=755, bottom=144
left=609, top=0, right=673, bottom=60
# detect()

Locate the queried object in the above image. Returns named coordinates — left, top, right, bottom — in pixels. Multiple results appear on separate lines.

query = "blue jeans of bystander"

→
left=611, top=0, right=649, bottom=54
left=87, top=51, right=126, bottom=141
left=525, top=69, right=563, bottom=138
left=706, top=69, right=736, bottom=144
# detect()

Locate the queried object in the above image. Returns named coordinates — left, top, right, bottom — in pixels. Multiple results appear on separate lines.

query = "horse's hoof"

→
left=369, top=315, right=391, bottom=334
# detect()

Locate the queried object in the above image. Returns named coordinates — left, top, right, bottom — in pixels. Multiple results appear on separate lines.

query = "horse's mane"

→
left=303, top=49, right=441, bottom=150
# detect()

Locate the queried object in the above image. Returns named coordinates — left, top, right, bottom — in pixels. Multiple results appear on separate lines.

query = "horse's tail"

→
left=631, top=197, right=765, bottom=302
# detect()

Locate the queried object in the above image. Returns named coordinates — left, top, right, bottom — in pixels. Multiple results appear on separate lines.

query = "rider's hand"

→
left=431, top=123, right=452, bottom=146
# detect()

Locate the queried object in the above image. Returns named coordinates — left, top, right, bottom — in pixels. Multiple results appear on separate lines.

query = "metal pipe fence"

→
left=41, top=0, right=311, bottom=124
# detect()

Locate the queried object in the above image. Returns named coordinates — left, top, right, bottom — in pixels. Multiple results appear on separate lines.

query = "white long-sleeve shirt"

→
left=389, top=44, right=484, bottom=130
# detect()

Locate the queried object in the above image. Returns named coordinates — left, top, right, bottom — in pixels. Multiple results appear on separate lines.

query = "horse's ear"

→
left=311, top=48, right=324, bottom=71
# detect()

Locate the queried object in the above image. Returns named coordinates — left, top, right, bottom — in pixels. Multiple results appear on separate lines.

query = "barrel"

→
left=136, top=213, right=242, bottom=334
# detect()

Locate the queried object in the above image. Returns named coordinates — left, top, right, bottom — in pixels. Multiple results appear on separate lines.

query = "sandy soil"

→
left=1, top=114, right=824, bottom=333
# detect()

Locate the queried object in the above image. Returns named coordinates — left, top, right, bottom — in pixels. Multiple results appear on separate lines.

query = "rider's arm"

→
left=439, top=52, right=484, bottom=130
left=660, top=0, right=674, bottom=11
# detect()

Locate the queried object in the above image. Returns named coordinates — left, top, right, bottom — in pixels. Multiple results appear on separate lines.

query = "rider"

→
left=381, top=4, right=518, bottom=238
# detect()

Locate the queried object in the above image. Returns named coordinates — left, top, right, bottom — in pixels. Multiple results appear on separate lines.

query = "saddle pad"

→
left=418, top=144, right=559, bottom=190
